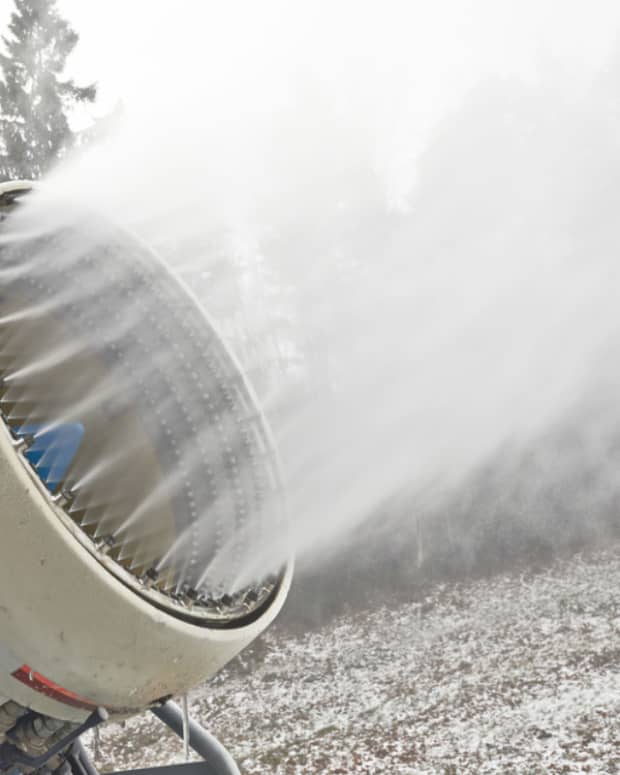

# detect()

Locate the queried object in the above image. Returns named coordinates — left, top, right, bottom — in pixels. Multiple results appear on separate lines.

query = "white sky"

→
left=1, top=0, right=620, bottom=204
left=1, top=1, right=620, bottom=118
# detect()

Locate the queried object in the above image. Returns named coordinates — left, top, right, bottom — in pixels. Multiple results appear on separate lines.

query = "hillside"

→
left=89, top=545, right=620, bottom=774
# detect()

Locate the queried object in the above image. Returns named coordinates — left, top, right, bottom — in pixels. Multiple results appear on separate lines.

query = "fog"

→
left=13, top=0, right=620, bottom=581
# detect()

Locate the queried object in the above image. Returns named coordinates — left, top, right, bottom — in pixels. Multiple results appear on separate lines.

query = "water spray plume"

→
left=0, top=185, right=288, bottom=625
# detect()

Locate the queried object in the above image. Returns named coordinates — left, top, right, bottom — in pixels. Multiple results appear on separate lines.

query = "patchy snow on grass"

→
left=88, top=545, right=620, bottom=774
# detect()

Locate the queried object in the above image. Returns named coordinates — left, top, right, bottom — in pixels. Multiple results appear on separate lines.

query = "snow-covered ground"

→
left=90, top=545, right=620, bottom=774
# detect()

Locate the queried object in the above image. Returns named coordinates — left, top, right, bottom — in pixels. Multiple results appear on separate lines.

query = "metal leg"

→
left=65, top=740, right=100, bottom=775
left=151, top=701, right=240, bottom=775
left=0, top=700, right=241, bottom=775
left=0, top=707, right=108, bottom=771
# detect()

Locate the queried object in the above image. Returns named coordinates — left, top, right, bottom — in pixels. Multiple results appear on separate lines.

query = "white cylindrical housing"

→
left=0, top=421, right=292, bottom=723
left=0, top=181, right=292, bottom=723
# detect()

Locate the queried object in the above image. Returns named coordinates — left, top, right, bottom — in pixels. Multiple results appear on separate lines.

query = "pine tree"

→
left=0, top=0, right=96, bottom=181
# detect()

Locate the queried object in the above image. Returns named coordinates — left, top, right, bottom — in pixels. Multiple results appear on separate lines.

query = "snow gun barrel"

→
left=0, top=182, right=292, bottom=736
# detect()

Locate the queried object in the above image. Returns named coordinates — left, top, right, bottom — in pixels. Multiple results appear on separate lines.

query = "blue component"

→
left=15, top=423, right=84, bottom=492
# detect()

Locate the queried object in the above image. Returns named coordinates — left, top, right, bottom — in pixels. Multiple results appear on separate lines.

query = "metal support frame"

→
left=150, top=701, right=241, bottom=775
left=0, top=700, right=241, bottom=775
left=0, top=707, right=107, bottom=771
left=64, top=740, right=101, bottom=775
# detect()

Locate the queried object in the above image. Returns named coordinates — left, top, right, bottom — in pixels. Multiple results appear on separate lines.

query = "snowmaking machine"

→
left=0, top=181, right=293, bottom=775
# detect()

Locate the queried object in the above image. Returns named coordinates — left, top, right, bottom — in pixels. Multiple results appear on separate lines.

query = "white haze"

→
left=21, top=0, right=620, bottom=576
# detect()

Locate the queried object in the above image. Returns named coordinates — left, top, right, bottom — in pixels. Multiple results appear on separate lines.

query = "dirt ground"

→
left=88, top=545, right=620, bottom=774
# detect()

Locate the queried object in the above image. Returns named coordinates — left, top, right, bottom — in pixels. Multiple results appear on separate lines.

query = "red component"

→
left=11, top=665, right=99, bottom=711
